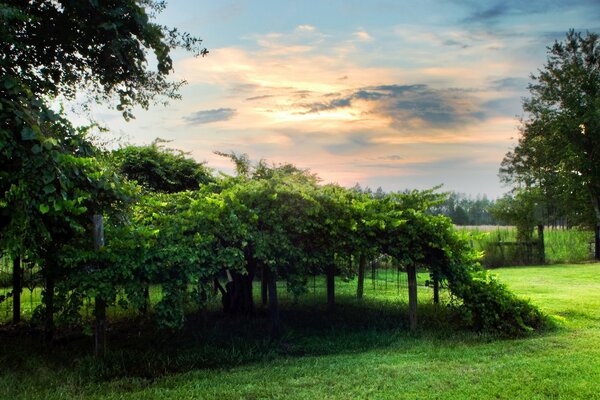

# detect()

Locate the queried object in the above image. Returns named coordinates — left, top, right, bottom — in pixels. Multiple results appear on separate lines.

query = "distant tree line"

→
left=352, top=186, right=500, bottom=226
left=429, top=192, right=497, bottom=226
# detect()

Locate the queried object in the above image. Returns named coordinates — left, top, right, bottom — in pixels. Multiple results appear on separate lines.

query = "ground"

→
left=1, top=263, right=599, bottom=399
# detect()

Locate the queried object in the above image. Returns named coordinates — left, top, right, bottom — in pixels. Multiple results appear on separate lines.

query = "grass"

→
left=458, top=226, right=595, bottom=267
left=1, top=264, right=600, bottom=399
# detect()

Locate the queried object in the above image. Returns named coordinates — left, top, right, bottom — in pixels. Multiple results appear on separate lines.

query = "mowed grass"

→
left=1, top=264, right=600, bottom=399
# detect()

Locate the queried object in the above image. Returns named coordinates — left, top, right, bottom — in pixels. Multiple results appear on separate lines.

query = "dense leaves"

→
left=113, top=139, right=214, bottom=193
left=501, top=30, right=600, bottom=229
left=0, top=0, right=206, bottom=115
left=66, top=159, right=542, bottom=335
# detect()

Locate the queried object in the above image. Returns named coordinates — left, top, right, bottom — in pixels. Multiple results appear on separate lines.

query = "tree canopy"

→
left=500, top=30, right=600, bottom=229
left=113, top=139, right=214, bottom=193
left=0, top=0, right=206, bottom=116
left=0, top=0, right=206, bottom=340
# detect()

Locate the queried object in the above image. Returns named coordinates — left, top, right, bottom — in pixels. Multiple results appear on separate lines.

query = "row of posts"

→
left=4, top=223, right=600, bottom=346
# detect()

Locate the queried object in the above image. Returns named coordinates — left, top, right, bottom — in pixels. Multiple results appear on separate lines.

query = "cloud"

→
left=246, top=95, right=274, bottom=101
left=464, top=2, right=509, bottom=23
left=489, top=77, right=529, bottom=91
left=296, top=24, right=316, bottom=32
left=459, top=0, right=600, bottom=24
left=325, top=133, right=376, bottom=155
left=353, top=30, right=373, bottom=42
left=296, top=84, right=485, bottom=128
left=184, top=108, right=237, bottom=124
left=378, top=155, right=403, bottom=161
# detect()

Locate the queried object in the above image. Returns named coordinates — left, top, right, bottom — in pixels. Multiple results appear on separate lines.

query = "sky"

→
left=83, top=0, right=600, bottom=198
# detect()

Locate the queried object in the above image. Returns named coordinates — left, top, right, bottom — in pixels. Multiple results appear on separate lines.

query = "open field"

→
left=1, top=263, right=600, bottom=399
left=457, top=226, right=595, bottom=267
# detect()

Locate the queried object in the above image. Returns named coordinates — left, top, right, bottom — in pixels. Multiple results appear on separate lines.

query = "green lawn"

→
left=1, top=264, right=599, bottom=399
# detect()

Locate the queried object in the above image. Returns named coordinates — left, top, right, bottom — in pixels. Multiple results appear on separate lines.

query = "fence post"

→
left=326, top=261, right=335, bottom=312
left=356, top=254, right=366, bottom=300
left=264, top=268, right=280, bottom=337
left=595, top=225, right=600, bottom=261
left=93, top=214, right=106, bottom=358
left=406, top=264, right=417, bottom=332
left=261, top=268, right=268, bottom=306
left=432, top=272, right=439, bottom=305
left=537, top=225, right=545, bottom=264
left=12, top=256, right=21, bottom=323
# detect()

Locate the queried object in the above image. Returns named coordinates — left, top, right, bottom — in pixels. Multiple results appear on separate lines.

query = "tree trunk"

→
left=357, top=254, right=366, bottom=299
left=266, top=268, right=280, bottom=337
left=222, top=247, right=256, bottom=315
left=44, top=270, right=55, bottom=345
left=94, top=298, right=107, bottom=358
left=595, top=225, right=600, bottom=261
left=141, top=284, right=150, bottom=315
left=537, top=225, right=545, bottom=264
left=93, top=214, right=106, bottom=358
left=261, top=268, right=268, bottom=306
left=406, top=264, right=417, bottom=332
left=432, top=272, right=439, bottom=305
left=12, top=256, right=21, bottom=323
left=591, top=194, right=600, bottom=260
left=227, top=271, right=254, bottom=314
left=326, top=262, right=335, bottom=312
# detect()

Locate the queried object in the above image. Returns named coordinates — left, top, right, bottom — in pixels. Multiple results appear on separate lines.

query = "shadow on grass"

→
left=0, top=295, right=545, bottom=381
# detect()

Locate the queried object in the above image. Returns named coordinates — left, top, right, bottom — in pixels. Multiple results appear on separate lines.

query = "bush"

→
left=451, top=272, right=545, bottom=336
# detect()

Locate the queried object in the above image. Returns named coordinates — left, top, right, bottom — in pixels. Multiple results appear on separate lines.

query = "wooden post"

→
left=266, top=268, right=280, bottom=337
left=141, top=285, right=150, bottom=315
left=371, top=260, right=376, bottom=289
left=261, top=268, right=268, bottom=306
left=537, top=225, right=545, bottom=264
left=432, top=272, right=439, bottom=305
left=356, top=254, right=366, bottom=300
left=12, top=256, right=21, bottom=323
left=595, top=225, right=600, bottom=261
left=44, top=270, right=55, bottom=344
left=93, top=214, right=106, bottom=358
left=326, top=262, right=335, bottom=311
left=406, top=264, right=417, bottom=332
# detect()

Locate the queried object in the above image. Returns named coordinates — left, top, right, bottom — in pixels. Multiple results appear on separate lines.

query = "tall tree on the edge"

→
left=500, top=30, right=600, bottom=254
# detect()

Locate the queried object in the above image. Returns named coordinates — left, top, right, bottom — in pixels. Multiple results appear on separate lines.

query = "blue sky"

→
left=86, top=0, right=599, bottom=198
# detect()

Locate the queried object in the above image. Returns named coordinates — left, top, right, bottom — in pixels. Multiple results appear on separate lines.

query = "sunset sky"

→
left=85, top=0, right=599, bottom=198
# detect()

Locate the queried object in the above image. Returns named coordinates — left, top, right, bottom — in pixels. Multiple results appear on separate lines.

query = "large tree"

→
left=500, top=30, right=600, bottom=231
left=0, top=0, right=204, bottom=336
left=1, top=0, right=206, bottom=115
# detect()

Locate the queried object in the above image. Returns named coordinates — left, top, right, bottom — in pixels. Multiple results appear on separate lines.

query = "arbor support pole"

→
left=326, top=262, right=335, bottom=311
left=93, top=214, right=106, bottom=358
left=595, top=225, right=600, bottom=261
left=12, top=257, right=21, bottom=323
left=406, top=264, right=417, bottom=332
left=537, top=225, right=545, bottom=264
left=357, top=254, right=366, bottom=299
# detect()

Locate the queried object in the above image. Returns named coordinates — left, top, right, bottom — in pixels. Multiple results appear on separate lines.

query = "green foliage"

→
left=450, top=271, right=545, bottom=336
left=0, top=0, right=206, bottom=115
left=460, top=226, right=594, bottom=267
left=501, top=30, right=600, bottom=228
left=429, top=191, right=497, bottom=225
left=490, top=188, right=543, bottom=242
left=2, top=263, right=599, bottom=399
left=113, top=139, right=214, bottom=193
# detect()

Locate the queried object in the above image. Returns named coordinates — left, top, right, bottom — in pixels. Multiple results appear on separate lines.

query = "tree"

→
left=1, top=0, right=206, bottom=116
left=0, top=0, right=205, bottom=340
left=500, top=31, right=600, bottom=235
left=113, top=139, right=214, bottom=193
left=490, top=189, right=543, bottom=242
